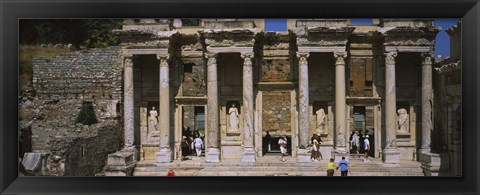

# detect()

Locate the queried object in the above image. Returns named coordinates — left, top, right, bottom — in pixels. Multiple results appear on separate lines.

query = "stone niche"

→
left=262, top=91, right=291, bottom=136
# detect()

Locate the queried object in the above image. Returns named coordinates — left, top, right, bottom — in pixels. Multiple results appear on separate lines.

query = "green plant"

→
left=76, top=102, right=98, bottom=125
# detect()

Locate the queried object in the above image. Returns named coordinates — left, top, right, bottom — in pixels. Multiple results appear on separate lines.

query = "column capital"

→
left=123, top=54, right=134, bottom=68
left=205, top=52, right=218, bottom=66
left=240, top=52, right=254, bottom=59
left=204, top=52, right=218, bottom=59
left=241, top=52, right=254, bottom=66
left=296, top=51, right=310, bottom=65
left=421, top=52, right=435, bottom=66
left=156, top=53, right=170, bottom=67
left=385, top=51, right=398, bottom=65
left=334, top=51, right=348, bottom=65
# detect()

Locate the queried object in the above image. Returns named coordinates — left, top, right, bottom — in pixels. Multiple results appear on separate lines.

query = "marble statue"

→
left=229, top=103, right=239, bottom=131
left=316, top=108, right=326, bottom=134
left=148, top=107, right=158, bottom=133
left=397, top=108, right=409, bottom=133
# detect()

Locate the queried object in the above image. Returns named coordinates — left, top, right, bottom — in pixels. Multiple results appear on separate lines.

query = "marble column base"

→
left=296, top=149, right=311, bottom=162
left=383, top=147, right=400, bottom=164
left=419, top=150, right=442, bottom=176
left=121, top=146, right=138, bottom=162
left=333, top=147, right=349, bottom=162
left=156, top=148, right=172, bottom=163
left=241, top=147, right=256, bottom=162
left=205, top=148, right=220, bottom=163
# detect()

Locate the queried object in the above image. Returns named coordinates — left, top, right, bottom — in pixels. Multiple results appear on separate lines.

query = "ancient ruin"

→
left=18, top=18, right=461, bottom=176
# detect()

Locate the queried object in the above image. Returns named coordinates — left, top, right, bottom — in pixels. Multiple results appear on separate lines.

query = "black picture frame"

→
left=1, top=0, right=479, bottom=194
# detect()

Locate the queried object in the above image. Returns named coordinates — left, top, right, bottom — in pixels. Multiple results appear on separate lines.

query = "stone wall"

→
left=19, top=46, right=124, bottom=176
left=261, top=59, right=291, bottom=82
left=32, top=46, right=123, bottom=100
left=262, top=91, right=291, bottom=136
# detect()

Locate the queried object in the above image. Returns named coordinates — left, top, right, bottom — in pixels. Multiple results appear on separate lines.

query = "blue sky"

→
left=265, top=18, right=460, bottom=58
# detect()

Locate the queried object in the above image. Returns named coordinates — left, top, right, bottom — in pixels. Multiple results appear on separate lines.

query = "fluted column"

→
left=123, top=54, right=135, bottom=150
left=156, top=53, right=172, bottom=163
left=296, top=51, right=310, bottom=162
left=205, top=52, right=220, bottom=162
left=240, top=52, right=256, bottom=162
left=383, top=51, right=400, bottom=164
left=420, top=52, right=434, bottom=154
left=334, top=51, right=348, bottom=160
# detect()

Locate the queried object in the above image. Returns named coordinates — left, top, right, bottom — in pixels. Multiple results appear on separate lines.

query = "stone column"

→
left=123, top=54, right=135, bottom=150
left=240, top=52, right=256, bottom=162
left=156, top=54, right=172, bottom=163
left=333, top=52, right=348, bottom=161
left=383, top=51, right=400, bottom=164
left=296, top=51, right=310, bottom=162
left=419, top=52, right=441, bottom=176
left=205, top=52, right=220, bottom=162
left=420, top=52, right=434, bottom=153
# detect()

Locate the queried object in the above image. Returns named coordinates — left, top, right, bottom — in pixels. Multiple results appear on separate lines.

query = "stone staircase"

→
left=133, top=155, right=424, bottom=176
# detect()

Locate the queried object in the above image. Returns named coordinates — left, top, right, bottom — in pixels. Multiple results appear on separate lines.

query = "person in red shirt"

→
left=167, top=169, right=175, bottom=176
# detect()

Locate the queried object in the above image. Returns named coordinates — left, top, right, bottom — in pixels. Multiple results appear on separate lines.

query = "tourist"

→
left=312, top=139, right=319, bottom=162
left=363, top=135, right=371, bottom=163
left=316, top=134, right=323, bottom=160
left=193, top=135, right=203, bottom=157
left=327, top=158, right=335, bottom=176
left=181, top=136, right=190, bottom=161
left=338, top=156, right=350, bottom=176
left=265, top=131, right=271, bottom=152
left=350, top=132, right=360, bottom=158
left=167, top=169, right=175, bottom=176
left=278, top=136, right=288, bottom=162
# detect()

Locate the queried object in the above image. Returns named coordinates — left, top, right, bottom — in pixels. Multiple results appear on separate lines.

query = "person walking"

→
left=180, top=136, right=190, bottom=161
left=350, top=132, right=360, bottom=158
left=193, top=135, right=203, bottom=157
left=326, top=158, right=335, bottom=176
left=278, top=136, right=288, bottom=162
left=363, top=135, right=371, bottom=163
left=312, top=139, right=319, bottom=162
left=337, top=156, right=350, bottom=176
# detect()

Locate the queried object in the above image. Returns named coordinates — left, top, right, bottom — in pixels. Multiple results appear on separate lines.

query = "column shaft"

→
left=385, top=51, right=397, bottom=148
left=123, top=55, right=135, bottom=149
left=241, top=52, right=255, bottom=162
left=383, top=51, right=400, bottom=164
left=297, top=52, right=310, bottom=149
left=334, top=52, right=347, bottom=150
left=156, top=54, right=172, bottom=163
left=421, top=53, right=434, bottom=152
left=205, top=53, right=220, bottom=162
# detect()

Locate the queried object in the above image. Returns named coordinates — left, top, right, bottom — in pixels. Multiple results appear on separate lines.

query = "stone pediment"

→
left=381, top=26, right=440, bottom=47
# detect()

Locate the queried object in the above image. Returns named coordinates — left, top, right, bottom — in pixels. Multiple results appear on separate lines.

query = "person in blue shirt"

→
left=337, top=156, right=350, bottom=176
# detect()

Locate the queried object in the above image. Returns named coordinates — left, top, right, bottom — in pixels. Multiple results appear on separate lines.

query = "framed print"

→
left=1, top=0, right=479, bottom=194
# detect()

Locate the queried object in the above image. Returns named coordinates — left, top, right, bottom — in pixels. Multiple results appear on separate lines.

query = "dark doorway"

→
left=262, top=136, right=292, bottom=156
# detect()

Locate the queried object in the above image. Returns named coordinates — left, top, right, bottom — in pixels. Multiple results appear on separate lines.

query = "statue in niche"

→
left=228, top=103, right=239, bottom=131
left=397, top=108, right=409, bottom=133
left=148, top=107, right=158, bottom=134
left=316, top=108, right=326, bottom=134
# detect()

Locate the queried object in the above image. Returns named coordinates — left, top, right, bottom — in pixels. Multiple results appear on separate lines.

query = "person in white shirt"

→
left=192, top=136, right=203, bottom=157
left=350, top=132, right=360, bottom=158
left=363, top=135, right=370, bottom=163
left=278, top=136, right=288, bottom=162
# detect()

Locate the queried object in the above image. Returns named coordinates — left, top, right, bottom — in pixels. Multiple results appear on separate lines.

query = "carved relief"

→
left=397, top=108, right=409, bottom=133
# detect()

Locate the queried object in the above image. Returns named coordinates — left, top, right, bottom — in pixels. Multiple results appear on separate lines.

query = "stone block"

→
left=296, top=149, right=311, bottom=162
left=221, top=146, right=241, bottom=159
left=143, top=146, right=159, bottom=160
left=107, top=152, right=134, bottom=166
left=156, top=148, right=173, bottom=163
left=383, top=148, right=400, bottom=164
left=241, top=148, right=256, bottom=162
left=22, top=153, right=42, bottom=175
left=205, top=148, right=220, bottom=163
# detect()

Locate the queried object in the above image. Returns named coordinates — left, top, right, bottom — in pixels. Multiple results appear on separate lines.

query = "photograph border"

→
left=1, top=0, right=479, bottom=194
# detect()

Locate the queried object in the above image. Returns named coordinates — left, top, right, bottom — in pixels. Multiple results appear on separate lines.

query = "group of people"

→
left=350, top=131, right=372, bottom=163
left=326, top=157, right=350, bottom=176
left=180, top=127, right=204, bottom=160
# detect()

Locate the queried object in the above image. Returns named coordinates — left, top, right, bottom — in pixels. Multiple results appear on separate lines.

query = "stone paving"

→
left=133, top=154, right=424, bottom=176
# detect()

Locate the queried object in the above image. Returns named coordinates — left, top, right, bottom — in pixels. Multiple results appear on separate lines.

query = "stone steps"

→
left=133, top=158, right=425, bottom=176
